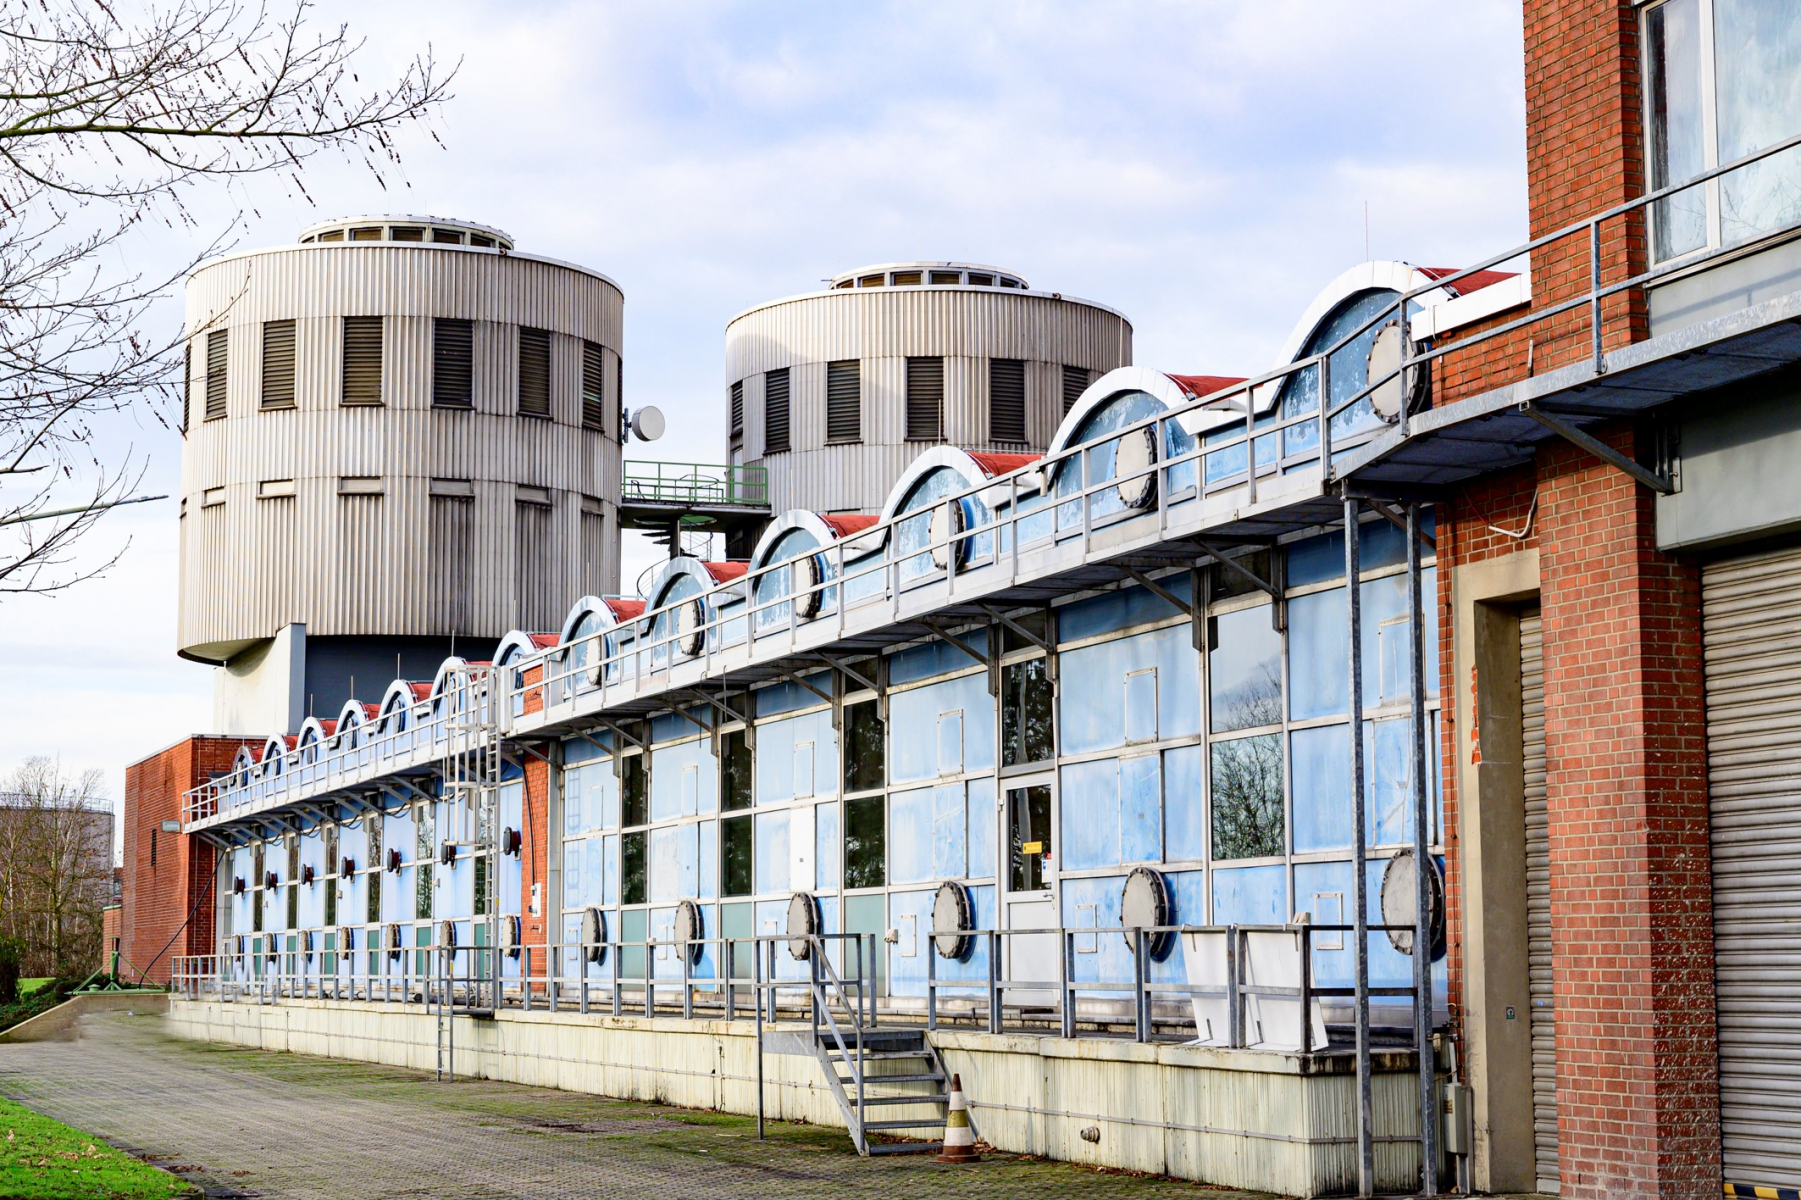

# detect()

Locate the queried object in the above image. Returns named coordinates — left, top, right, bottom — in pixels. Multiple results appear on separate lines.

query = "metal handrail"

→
left=622, top=460, right=770, bottom=507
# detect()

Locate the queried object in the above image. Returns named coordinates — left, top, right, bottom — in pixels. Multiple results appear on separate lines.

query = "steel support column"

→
left=1345, top=495, right=1374, bottom=1197
left=1409, top=501, right=1438, bottom=1194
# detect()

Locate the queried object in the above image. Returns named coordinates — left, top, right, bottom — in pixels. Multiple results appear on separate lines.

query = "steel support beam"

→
left=1518, top=401, right=1674, bottom=493
left=1345, top=494, right=1374, bottom=1199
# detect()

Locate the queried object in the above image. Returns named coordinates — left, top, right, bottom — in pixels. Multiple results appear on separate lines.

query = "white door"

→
left=1003, top=779, right=1057, bottom=1005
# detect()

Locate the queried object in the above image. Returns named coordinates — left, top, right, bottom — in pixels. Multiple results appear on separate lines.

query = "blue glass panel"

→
left=1288, top=586, right=1348, bottom=720
left=1292, top=723, right=1352, bottom=853
left=1060, top=874, right=1127, bottom=984
left=563, top=841, right=581, bottom=908
left=1157, top=869, right=1209, bottom=984
left=755, top=673, right=831, bottom=718
left=1210, top=605, right=1282, bottom=732
left=1120, top=754, right=1162, bottom=863
left=932, top=784, right=967, bottom=879
left=889, top=674, right=994, bottom=784
left=893, top=470, right=993, bottom=583
left=753, top=811, right=789, bottom=895
left=814, top=805, right=840, bottom=890
left=1276, top=289, right=1404, bottom=461
left=1059, top=758, right=1119, bottom=871
left=889, top=786, right=934, bottom=885
left=1211, top=864, right=1287, bottom=925
left=1164, top=745, right=1206, bottom=863
left=1293, top=859, right=1434, bottom=990
left=1058, top=579, right=1188, bottom=642
left=1047, top=391, right=1198, bottom=532
left=602, top=834, right=619, bottom=904
left=1369, top=717, right=1414, bottom=848
left=966, top=777, right=996, bottom=880
left=699, top=820, right=718, bottom=899
left=1061, top=625, right=1201, bottom=755
left=585, top=837, right=606, bottom=906
left=889, top=628, right=989, bottom=685
left=563, top=732, right=611, bottom=765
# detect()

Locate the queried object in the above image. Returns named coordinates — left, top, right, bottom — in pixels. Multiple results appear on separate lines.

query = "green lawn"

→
left=18, top=979, right=53, bottom=998
left=0, top=1097, right=192, bottom=1199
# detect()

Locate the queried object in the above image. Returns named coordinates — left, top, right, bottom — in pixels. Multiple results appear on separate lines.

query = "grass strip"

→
left=0, top=1097, right=192, bottom=1199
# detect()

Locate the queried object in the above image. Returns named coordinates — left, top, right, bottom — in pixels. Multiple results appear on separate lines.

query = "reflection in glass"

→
left=1275, top=289, right=1407, bottom=463
left=621, top=753, right=648, bottom=827
left=1008, top=784, right=1052, bottom=892
left=720, top=729, right=753, bottom=811
left=721, top=814, right=752, bottom=896
left=621, top=830, right=646, bottom=905
left=1649, top=0, right=1708, bottom=259
left=1001, top=658, right=1054, bottom=766
left=844, top=795, right=885, bottom=888
left=1715, top=0, right=1801, bottom=246
left=1209, top=605, right=1282, bottom=732
left=843, top=701, right=886, bottom=791
left=1210, top=734, right=1284, bottom=860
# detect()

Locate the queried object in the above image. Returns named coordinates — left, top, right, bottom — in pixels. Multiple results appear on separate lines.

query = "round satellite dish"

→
left=1379, top=849, right=1446, bottom=959
left=932, top=880, right=975, bottom=961
left=674, top=899, right=704, bottom=965
left=582, top=906, right=608, bottom=965
left=927, top=499, right=966, bottom=570
left=1113, top=427, right=1159, bottom=510
left=791, top=555, right=824, bottom=619
left=499, top=914, right=521, bottom=960
left=676, top=598, right=706, bottom=656
left=1120, top=866, right=1174, bottom=958
left=630, top=405, right=666, bottom=442
left=1365, top=320, right=1420, bottom=424
left=786, top=891, right=820, bottom=960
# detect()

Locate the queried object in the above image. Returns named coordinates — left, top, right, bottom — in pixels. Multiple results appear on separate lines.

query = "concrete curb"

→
left=0, top=991, right=168, bottom=1043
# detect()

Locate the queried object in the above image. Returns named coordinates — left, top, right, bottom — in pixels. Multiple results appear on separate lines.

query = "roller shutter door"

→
left=1520, top=608, right=1559, bottom=1195
left=1703, top=545, right=1801, bottom=1188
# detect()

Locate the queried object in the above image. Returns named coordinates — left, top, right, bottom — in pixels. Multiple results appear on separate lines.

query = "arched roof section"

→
left=749, top=511, right=878, bottom=570
left=1049, top=367, right=1246, bottom=457
left=558, top=595, right=644, bottom=645
left=259, top=734, right=292, bottom=774
left=297, top=718, right=337, bottom=747
left=494, top=631, right=558, bottom=667
left=335, top=699, right=378, bottom=728
left=647, top=558, right=743, bottom=612
left=878, top=447, right=1029, bottom=524
left=377, top=680, right=427, bottom=729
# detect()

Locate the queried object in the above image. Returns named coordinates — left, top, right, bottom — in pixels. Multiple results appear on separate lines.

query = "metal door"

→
left=1520, top=607, right=1559, bottom=1194
left=1703, top=546, right=1801, bottom=1188
left=1003, top=779, right=1057, bottom=1004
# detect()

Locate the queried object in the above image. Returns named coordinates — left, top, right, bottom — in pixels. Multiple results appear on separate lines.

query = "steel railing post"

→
left=987, top=930, right=1001, bottom=1035
left=1346, top=496, right=1374, bottom=1199
left=1060, top=930, right=1075, bottom=1040
left=1409, top=501, right=1439, bottom=1195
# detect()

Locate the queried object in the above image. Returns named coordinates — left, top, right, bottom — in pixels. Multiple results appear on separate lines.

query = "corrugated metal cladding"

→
left=726, top=288, right=1130, bottom=516
left=177, top=244, right=623, bottom=656
left=1702, top=546, right=1801, bottom=1189
left=1520, top=608, right=1559, bottom=1196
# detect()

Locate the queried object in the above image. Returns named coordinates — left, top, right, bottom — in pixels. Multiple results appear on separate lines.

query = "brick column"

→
left=523, top=755, right=552, bottom=956
left=1536, top=427, right=1719, bottom=1198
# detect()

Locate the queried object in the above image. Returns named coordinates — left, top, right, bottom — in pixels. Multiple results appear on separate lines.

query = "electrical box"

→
left=1442, top=1081, right=1473, bottom=1157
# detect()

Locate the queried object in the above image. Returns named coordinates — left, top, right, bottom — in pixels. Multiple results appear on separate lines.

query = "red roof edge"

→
left=819, top=514, right=880, bottom=537
left=965, top=451, right=1041, bottom=477
left=606, top=599, right=646, bottom=620
left=703, top=561, right=750, bottom=582
left=1166, top=373, right=1248, bottom=398
left=1417, top=266, right=1519, bottom=297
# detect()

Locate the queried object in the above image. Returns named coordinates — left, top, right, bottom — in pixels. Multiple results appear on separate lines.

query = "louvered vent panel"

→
left=765, top=368, right=791, bottom=454
left=205, top=329, right=229, bottom=420
left=730, top=380, right=744, bottom=438
left=519, top=326, right=551, bottom=416
left=581, top=340, right=605, bottom=430
left=260, top=320, right=296, bottom=409
left=342, top=316, right=384, bottom=406
left=826, top=359, right=861, bottom=444
left=432, top=319, right=473, bottom=409
left=906, top=356, right=944, bottom=441
left=1062, top=364, right=1091, bottom=415
left=990, top=357, right=1026, bottom=443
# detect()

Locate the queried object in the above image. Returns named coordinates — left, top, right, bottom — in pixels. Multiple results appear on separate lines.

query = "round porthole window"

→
left=791, top=555, right=824, bottom=619
left=677, top=599, right=706, bottom=656
left=786, top=891, right=820, bottom=961
left=1120, top=866, right=1174, bottom=959
left=500, top=914, right=521, bottom=960
left=1113, top=426, right=1158, bottom=510
left=927, top=500, right=967, bottom=570
left=1379, top=849, right=1446, bottom=960
left=674, top=899, right=704, bottom=965
left=582, top=906, right=608, bottom=965
left=932, top=880, right=974, bottom=961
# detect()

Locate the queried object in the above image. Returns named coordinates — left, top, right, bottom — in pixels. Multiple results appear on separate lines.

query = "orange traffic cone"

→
left=936, top=1072, right=980, bottom=1163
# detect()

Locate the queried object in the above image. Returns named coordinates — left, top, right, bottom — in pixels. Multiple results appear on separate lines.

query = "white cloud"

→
left=0, top=0, right=1526, bottom=811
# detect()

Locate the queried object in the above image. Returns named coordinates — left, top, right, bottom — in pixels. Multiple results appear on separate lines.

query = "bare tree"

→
left=0, top=0, right=453, bottom=593
left=0, top=757, right=113, bottom=976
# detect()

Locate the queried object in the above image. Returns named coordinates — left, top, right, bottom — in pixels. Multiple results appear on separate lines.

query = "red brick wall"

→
left=1524, top=0, right=1649, bottom=369
left=522, top=754, right=551, bottom=961
left=1440, top=428, right=1720, bottom=1199
left=121, top=737, right=252, bottom=985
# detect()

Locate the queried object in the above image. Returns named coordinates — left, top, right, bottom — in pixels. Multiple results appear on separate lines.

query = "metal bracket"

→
left=1121, top=565, right=1195, bottom=623
left=1368, top=499, right=1437, bottom=550
left=597, top=719, right=647, bottom=752
left=1192, top=538, right=1285, bottom=632
left=922, top=618, right=999, bottom=698
left=808, top=652, right=881, bottom=697
left=1519, top=402, right=1675, bottom=494
left=979, top=604, right=1051, bottom=654
left=665, top=703, right=715, bottom=737
left=777, top=668, right=835, bottom=706
left=921, top=620, right=993, bottom=670
left=699, top=687, right=752, bottom=729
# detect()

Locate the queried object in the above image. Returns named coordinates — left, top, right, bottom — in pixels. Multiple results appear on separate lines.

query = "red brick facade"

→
left=121, top=737, right=252, bottom=985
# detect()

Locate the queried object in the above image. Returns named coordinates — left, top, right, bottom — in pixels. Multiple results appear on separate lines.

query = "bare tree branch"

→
left=0, top=0, right=456, bottom=594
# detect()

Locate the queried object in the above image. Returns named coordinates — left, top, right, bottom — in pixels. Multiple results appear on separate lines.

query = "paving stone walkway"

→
left=0, top=1012, right=1275, bottom=1199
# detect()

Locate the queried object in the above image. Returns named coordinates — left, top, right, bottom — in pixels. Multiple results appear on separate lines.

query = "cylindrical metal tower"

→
left=723, top=261, right=1132, bottom=527
left=178, top=214, right=623, bottom=732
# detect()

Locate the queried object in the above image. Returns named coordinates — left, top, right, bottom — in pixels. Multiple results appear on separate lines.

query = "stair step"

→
left=862, top=1118, right=945, bottom=1131
left=868, top=1141, right=942, bottom=1156
left=827, top=1050, right=933, bottom=1062
left=837, top=1073, right=942, bottom=1085
left=849, top=1094, right=948, bottom=1107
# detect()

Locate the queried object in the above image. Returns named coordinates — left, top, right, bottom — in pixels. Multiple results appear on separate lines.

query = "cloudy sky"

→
left=0, top=0, right=1526, bottom=826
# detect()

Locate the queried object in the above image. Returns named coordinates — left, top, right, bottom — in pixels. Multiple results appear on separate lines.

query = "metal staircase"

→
left=794, top=938, right=962, bottom=1157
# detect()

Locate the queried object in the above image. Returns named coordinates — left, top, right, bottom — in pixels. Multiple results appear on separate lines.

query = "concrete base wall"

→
left=1, top=992, right=170, bottom=1043
left=168, top=999, right=1421, bottom=1196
